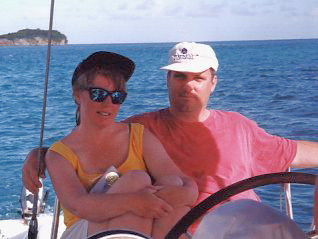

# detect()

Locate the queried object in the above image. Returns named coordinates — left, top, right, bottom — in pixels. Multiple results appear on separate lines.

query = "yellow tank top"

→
left=49, top=123, right=146, bottom=228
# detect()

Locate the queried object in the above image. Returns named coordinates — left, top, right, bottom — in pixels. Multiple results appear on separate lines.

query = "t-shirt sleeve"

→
left=245, top=117, right=297, bottom=174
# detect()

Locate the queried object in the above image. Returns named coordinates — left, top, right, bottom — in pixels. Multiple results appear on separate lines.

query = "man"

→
left=23, top=42, right=318, bottom=237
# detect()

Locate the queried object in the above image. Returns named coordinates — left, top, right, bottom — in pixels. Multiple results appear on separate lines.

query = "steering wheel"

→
left=165, top=172, right=317, bottom=239
left=88, top=229, right=151, bottom=239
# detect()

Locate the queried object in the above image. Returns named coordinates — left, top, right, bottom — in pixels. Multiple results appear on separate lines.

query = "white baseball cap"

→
left=160, top=42, right=219, bottom=73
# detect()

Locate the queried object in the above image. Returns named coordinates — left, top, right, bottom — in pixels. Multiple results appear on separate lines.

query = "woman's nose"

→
left=103, top=95, right=113, bottom=104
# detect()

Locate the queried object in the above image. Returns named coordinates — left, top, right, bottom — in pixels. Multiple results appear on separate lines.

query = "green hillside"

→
left=0, top=28, right=67, bottom=41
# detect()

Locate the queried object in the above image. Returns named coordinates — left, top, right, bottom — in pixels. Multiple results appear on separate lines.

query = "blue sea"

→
left=0, top=39, right=318, bottom=231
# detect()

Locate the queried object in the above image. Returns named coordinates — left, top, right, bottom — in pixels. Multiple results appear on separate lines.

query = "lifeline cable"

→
left=28, top=0, right=55, bottom=238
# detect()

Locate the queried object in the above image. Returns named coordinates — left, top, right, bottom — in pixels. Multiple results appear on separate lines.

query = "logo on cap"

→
left=181, top=48, right=187, bottom=54
left=172, top=47, right=195, bottom=62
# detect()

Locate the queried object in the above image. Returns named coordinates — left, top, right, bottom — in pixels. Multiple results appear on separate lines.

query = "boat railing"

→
left=50, top=197, right=61, bottom=239
left=282, top=168, right=316, bottom=233
left=283, top=168, right=293, bottom=219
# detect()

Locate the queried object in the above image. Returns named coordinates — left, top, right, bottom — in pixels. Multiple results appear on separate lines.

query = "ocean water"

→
left=0, top=39, right=318, bottom=231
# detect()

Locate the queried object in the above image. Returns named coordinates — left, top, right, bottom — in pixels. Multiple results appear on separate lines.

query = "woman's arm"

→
left=46, top=149, right=172, bottom=223
left=142, top=128, right=198, bottom=207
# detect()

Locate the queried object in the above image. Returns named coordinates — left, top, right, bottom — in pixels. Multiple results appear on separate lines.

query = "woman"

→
left=45, top=51, right=198, bottom=239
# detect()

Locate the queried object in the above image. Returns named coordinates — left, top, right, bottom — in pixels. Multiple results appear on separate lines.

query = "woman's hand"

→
left=130, top=185, right=174, bottom=219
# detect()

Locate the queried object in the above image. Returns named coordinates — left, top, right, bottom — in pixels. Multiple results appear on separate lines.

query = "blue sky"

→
left=1, top=0, right=318, bottom=44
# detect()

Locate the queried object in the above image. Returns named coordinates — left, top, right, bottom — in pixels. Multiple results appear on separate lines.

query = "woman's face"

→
left=75, top=74, right=122, bottom=128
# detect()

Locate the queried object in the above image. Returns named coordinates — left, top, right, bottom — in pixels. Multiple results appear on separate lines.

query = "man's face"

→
left=167, top=69, right=217, bottom=114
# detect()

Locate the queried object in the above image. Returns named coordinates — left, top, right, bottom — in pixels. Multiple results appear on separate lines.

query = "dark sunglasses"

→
left=86, top=87, right=127, bottom=104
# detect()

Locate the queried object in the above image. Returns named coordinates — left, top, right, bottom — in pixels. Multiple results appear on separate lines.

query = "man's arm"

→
left=314, top=179, right=318, bottom=228
left=290, top=141, right=318, bottom=168
left=22, top=147, right=48, bottom=193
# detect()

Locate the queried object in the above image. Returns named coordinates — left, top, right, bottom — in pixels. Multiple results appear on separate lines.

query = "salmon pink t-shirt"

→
left=126, top=108, right=296, bottom=204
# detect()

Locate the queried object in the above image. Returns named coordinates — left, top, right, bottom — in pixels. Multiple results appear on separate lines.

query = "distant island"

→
left=0, top=28, right=68, bottom=46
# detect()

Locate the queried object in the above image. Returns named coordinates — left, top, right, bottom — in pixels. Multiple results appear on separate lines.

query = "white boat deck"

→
left=0, top=213, right=65, bottom=239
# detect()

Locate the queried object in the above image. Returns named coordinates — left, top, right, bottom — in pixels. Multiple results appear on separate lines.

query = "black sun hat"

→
left=72, top=51, right=135, bottom=84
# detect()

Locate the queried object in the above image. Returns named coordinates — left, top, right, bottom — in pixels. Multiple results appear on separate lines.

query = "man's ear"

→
left=166, top=71, right=170, bottom=88
left=211, top=75, right=218, bottom=92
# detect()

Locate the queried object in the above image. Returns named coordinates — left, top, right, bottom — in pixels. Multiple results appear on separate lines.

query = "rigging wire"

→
left=28, top=0, right=55, bottom=238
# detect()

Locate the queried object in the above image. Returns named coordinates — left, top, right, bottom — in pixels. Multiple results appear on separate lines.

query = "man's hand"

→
left=22, top=147, right=48, bottom=194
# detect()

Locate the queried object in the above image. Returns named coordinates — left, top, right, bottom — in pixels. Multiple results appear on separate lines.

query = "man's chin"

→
left=174, top=104, right=196, bottom=113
